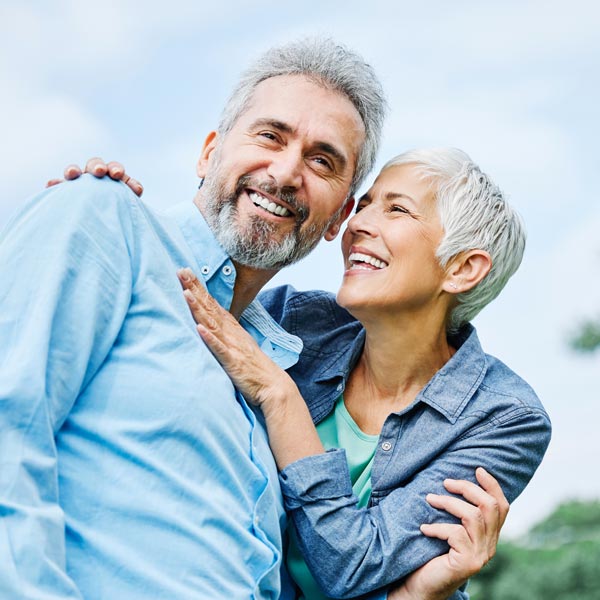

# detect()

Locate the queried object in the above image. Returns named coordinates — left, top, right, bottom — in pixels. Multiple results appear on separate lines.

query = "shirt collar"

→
left=241, top=301, right=304, bottom=371
left=314, top=323, right=487, bottom=424
left=166, top=201, right=232, bottom=284
left=167, top=202, right=303, bottom=371
left=419, top=324, right=488, bottom=423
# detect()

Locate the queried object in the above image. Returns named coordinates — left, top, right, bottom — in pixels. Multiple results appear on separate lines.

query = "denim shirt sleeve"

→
left=279, top=404, right=551, bottom=599
left=0, top=178, right=134, bottom=598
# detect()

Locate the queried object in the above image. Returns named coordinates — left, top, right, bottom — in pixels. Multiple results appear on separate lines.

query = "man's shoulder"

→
left=19, top=176, right=137, bottom=226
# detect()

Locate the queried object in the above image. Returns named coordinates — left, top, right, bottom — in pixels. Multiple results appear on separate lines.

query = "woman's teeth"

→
left=349, top=252, right=388, bottom=270
left=249, top=192, right=290, bottom=216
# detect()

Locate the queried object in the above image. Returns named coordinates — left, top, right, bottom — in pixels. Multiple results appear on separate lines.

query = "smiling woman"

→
left=180, top=147, right=551, bottom=600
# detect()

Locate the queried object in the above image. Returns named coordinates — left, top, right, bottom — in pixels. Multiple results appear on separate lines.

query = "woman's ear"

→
left=324, top=198, right=355, bottom=241
left=443, top=249, right=492, bottom=294
left=196, top=131, right=219, bottom=178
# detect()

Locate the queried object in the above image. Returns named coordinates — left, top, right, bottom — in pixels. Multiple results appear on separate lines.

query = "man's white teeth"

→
left=349, top=252, right=388, bottom=270
left=249, top=192, right=290, bottom=217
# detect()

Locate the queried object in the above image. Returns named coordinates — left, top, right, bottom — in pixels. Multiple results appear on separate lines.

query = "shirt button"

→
left=222, top=265, right=233, bottom=276
left=381, top=441, right=393, bottom=452
left=200, top=265, right=210, bottom=276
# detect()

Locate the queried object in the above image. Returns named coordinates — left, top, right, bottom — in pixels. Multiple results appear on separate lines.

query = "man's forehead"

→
left=234, top=75, right=364, bottom=159
left=239, top=75, right=363, bottom=131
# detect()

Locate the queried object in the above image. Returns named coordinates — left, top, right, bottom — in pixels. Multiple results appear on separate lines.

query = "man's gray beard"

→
left=201, top=168, right=343, bottom=270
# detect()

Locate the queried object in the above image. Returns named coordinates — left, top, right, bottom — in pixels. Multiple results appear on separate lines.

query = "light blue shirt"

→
left=0, top=176, right=301, bottom=599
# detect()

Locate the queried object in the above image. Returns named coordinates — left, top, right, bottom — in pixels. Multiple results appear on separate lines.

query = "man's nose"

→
left=266, top=148, right=303, bottom=190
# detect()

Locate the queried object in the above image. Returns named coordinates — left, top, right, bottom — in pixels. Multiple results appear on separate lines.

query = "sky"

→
left=1, top=0, right=599, bottom=537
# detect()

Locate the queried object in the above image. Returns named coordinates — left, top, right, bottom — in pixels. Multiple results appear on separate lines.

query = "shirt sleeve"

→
left=279, top=407, right=551, bottom=599
left=0, top=177, right=135, bottom=598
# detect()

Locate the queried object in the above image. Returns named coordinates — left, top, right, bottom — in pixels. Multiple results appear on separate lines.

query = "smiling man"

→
left=0, top=39, right=385, bottom=600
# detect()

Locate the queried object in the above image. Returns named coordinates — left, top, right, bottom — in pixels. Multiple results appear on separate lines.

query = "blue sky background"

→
left=1, top=0, right=599, bottom=536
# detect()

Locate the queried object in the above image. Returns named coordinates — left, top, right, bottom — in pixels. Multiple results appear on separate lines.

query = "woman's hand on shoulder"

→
left=46, top=157, right=143, bottom=197
left=177, top=267, right=296, bottom=409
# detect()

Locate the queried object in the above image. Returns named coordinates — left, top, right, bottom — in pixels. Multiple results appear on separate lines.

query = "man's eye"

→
left=259, top=131, right=278, bottom=141
left=311, top=156, right=333, bottom=170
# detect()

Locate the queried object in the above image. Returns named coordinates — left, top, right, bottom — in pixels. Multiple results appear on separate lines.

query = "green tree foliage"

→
left=468, top=500, right=600, bottom=600
left=570, top=319, right=600, bottom=353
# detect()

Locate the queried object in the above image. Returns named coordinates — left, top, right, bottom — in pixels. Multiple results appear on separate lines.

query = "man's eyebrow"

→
left=250, top=118, right=295, bottom=135
left=314, top=142, right=347, bottom=172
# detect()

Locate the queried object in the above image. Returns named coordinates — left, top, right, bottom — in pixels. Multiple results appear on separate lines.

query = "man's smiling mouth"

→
left=248, top=191, right=292, bottom=217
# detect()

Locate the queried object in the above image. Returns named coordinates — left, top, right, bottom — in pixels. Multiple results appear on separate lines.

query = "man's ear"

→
left=196, top=131, right=219, bottom=178
left=324, top=197, right=355, bottom=241
left=443, top=249, right=492, bottom=294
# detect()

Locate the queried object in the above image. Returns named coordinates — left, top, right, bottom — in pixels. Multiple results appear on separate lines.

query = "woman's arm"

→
left=178, top=269, right=544, bottom=598
left=389, top=467, right=507, bottom=600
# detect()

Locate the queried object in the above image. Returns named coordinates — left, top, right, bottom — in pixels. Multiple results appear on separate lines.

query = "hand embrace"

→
left=390, top=468, right=509, bottom=600
left=46, top=157, right=143, bottom=196
left=177, top=268, right=294, bottom=408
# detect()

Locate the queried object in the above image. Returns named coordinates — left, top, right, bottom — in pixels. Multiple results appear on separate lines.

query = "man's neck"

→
left=229, top=262, right=278, bottom=319
left=192, top=191, right=279, bottom=319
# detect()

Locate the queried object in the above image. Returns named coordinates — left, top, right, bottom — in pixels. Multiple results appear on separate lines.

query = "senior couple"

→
left=0, top=38, right=550, bottom=599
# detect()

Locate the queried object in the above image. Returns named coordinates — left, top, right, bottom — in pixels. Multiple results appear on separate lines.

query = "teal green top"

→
left=286, top=396, right=379, bottom=599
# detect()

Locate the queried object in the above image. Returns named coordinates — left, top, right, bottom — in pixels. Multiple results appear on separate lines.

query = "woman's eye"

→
left=391, top=205, right=409, bottom=214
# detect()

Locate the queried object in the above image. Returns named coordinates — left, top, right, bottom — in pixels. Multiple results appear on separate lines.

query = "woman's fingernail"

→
left=183, top=289, right=196, bottom=304
left=178, top=268, right=190, bottom=282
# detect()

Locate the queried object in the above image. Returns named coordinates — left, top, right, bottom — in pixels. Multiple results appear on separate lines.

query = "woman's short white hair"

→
left=383, top=148, right=526, bottom=332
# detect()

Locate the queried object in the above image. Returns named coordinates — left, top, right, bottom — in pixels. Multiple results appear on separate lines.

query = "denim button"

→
left=223, top=265, right=233, bottom=276
left=200, top=265, right=210, bottom=275
left=381, top=441, right=392, bottom=452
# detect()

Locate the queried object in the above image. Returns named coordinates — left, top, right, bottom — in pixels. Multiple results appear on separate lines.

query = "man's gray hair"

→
left=218, top=37, right=387, bottom=197
left=384, top=148, right=526, bottom=332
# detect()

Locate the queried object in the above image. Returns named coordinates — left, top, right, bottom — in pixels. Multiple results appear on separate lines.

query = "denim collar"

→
left=312, top=323, right=487, bottom=424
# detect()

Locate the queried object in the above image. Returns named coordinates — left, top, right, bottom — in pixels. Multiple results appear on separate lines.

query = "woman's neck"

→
left=344, top=308, right=455, bottom=434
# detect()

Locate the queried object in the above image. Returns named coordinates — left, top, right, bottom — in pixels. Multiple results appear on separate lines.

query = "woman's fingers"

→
left=176, top=267, right=288, bottom=406
left=46, top=178, right=64, bottom=188
left=48, top=158, right=143, bottom=195
left=475, top=467, right=510, bottom=527
left=178, top=268, right=224, bottom=328
left=85, top=157, right=108, bottom=177
left=82, top=157, right=144, bottom=196
left=442, top=469, right=508, bottom=557
left=426, top=492, right=487, bottom=545
left=420, top=521, right=486, bottom=576
left=177, top=267, right=246, bottom=363
left=64, top=164, right=83, bottom=180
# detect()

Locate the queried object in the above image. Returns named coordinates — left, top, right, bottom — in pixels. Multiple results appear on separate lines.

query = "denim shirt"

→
left=259, top=286, right=552, bottom=600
